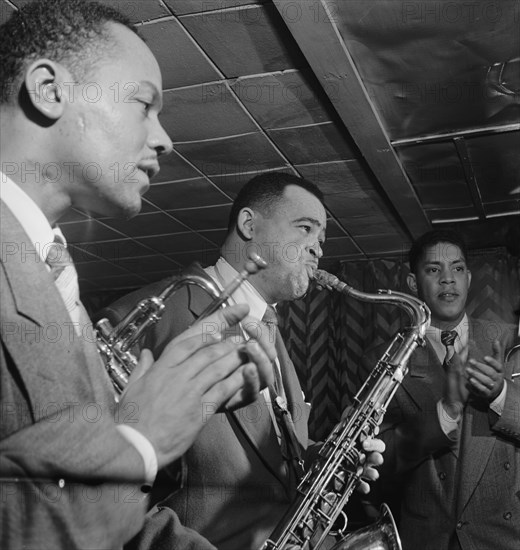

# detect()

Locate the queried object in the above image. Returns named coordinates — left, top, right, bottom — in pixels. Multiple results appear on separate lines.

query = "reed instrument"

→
left=96, top=254, right=267, bottom=394
left=261, top=269, right=431, bottom=550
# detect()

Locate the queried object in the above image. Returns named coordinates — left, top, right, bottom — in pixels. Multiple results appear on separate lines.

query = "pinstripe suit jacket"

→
left=362, top=317, right=520, bottom=550
left=0, top=202, right=150, bottom=550
left=102, top=276, right=312, bottom=550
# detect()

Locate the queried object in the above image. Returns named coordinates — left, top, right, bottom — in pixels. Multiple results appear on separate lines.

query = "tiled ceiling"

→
left=2, top=0, right=519, bottom=296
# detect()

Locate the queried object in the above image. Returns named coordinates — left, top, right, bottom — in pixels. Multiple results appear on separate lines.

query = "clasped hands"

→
left=444, top=339, right=505, bottom=416
left=119, top=303, right=275, bottom=468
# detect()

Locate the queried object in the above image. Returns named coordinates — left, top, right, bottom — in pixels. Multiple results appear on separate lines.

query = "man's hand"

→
left=357, top=436, right=385, bottom=495
left=192, top=311, right=277, bottom=410
left=465, top=339, right=505, bottom=402
left=119, top=304, right=274, bottom=468
left=442, top=350, right=469, bottom=419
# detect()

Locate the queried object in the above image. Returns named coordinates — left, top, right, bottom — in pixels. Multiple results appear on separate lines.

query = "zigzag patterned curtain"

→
left=280, top=248, right=520, bottom=441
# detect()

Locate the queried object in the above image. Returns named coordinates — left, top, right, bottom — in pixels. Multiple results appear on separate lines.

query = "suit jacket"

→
left=102, top=275, right=311, bottom=550
left=0, top=202, right=150, bottom=550
left=359, top=317, right=520, bottom=550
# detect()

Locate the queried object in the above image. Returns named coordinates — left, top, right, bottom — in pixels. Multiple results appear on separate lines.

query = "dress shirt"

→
left=0, top=172, right=157, bottom=484
left=426, top=314, right=507, bottom=434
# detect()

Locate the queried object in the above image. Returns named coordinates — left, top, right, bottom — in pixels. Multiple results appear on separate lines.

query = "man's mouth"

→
left=138, top=163, right=160, bottom=180
left=306, top=263, right=318, bottom=278
left=438, top=291, right=458, bottom=301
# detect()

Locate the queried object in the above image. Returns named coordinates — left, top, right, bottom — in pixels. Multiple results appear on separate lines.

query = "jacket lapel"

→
left=0, top=202, right=95, bottom=407
left=187, top=285, right=290, bottom=486
left=402, top=341, right=445, bottom=408
left=1, top=202, right=56, bottom=328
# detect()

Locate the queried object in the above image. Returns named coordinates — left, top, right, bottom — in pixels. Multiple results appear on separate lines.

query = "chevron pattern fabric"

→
left=278, top=249, right=520, bottom=441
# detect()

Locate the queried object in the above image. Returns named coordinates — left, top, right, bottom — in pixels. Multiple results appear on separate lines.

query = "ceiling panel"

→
left=179, top=4, right=306, bottom=77
left=175, top=132, right=289, bottom=173
left=0, top=1, right=14, bottom=23
left=151, top=150, right=202, bottom=184
left=2, top=0, right=518, bottom=295
left=267, top=123, right=358, bottom=164
left=162, top=83, right=258, bottom=142
left=145, top=178, right=231, bottom=210
left=397, top=142, right=474, bottom=209
left=172, top=205, right=232, bottom=231
left=102, top=212, right=187, bottom=238
left=164, top=0, right=266, bottom=16
left=99, top=0, right=171, bottom=22
left=333, top=0, right=520, bottom=139
left=140, top=18, right=220, bottom=89
left=230, top=70, right=336, bottom=129
left=466, top=132, right=520, bottom=202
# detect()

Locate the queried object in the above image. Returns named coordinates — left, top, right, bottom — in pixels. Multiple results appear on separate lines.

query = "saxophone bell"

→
left=96, top=253, right=267, bottom=394
left=331, top=504, right=401, bottom=550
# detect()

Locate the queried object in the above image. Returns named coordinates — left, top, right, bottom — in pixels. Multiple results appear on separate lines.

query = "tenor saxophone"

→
left=261, top=269, right=430, bottom=550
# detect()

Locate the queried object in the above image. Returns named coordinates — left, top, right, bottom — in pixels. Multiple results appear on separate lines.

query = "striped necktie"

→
left=441, top=330, right=458, bottom=367
left=46, top=235, right=82, bottom=332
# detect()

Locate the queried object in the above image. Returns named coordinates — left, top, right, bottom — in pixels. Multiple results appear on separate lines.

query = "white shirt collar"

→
left=0, top=171, right=57, bottom=262
left=205, top=257, right=271, bottom=320
left=426, top=313, right=469, bottom=362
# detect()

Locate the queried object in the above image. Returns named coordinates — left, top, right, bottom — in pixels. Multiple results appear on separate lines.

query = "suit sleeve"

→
left=489, top=326, right=520, bottom=441
left=0, top=419, right=148, bottom=550
left=104, top=284, right=214, bottom=550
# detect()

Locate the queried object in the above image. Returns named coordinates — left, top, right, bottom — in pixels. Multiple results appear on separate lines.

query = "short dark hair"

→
left=227, top=172, right=324, bottom=232
left=0, top=0, right=137, bottom=104
left=409, top=229, right=468, bottom=274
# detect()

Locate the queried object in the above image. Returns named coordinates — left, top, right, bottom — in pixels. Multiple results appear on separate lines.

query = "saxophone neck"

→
left=314, top=269, right=431, bottom=339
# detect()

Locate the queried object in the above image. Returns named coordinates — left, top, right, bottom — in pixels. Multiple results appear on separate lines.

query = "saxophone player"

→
left=106, top=172, right=385, bottom=550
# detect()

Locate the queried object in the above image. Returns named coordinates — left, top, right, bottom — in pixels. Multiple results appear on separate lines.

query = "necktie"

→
left=47, top=235, right=118, bottom=400
left=261, top=305, right=286, bottom=401
left=262, top=305, right=304, bottom=479
left=441, top=330, right=458, bottom=367
left=46, top=236, right=82, bottom=332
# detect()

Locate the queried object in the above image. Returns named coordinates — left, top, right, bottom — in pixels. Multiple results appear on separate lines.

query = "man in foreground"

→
left=0, top=2, right=273, bottom=548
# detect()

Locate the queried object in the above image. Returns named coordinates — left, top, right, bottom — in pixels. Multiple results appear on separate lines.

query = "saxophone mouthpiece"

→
left=313, top=269, right=337, bottom=291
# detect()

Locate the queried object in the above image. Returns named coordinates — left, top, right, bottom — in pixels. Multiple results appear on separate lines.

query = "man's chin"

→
left=290, top=278, right=310, bottom=300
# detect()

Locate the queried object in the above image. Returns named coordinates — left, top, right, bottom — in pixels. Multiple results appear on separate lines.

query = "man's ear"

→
left=236, top=207, right=255, bottom=240
left=467, top=269, right=472, bottom=288
left=407, top=272, right=418, bottom=294
left=23, top=59, right=71, bottom=120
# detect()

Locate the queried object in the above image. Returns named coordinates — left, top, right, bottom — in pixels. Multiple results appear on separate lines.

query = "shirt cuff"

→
left=489, top=382, right=507, bottom=416
left=437, top=399, right=462, bottom=436
left=117, top=425, right=158, bottom=486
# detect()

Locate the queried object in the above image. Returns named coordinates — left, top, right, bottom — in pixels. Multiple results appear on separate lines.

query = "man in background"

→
left=358, top=229, right=520, bottom=550
left=0, top=2, right=273, bottom=549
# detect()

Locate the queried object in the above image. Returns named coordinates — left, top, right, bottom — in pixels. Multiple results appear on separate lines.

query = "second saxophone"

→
left=261, top=269, right=431, bottom=550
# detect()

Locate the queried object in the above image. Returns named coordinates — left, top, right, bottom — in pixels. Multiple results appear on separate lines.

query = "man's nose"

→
left=310, top=241, right=323, bottom=259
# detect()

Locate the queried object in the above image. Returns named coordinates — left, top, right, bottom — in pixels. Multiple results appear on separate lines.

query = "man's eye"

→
left=300, top=225, right=311, bottom=233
